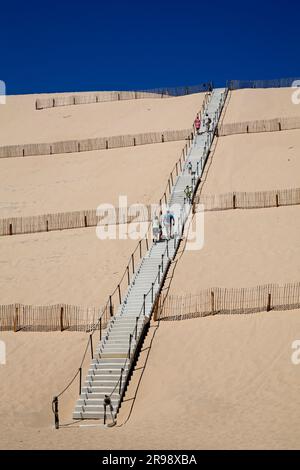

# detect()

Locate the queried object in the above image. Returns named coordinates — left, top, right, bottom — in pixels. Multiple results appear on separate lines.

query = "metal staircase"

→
left=73, top=87, right=227, bottom=421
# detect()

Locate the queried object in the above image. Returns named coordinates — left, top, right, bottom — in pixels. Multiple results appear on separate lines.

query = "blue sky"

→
left=1, top=0, right=299, bottom=94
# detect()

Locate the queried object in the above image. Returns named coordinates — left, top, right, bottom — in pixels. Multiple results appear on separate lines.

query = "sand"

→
left=200, top=130, right=300, bottom=195
left=1, top=311, right=300, bottom=450
left=222, top=87, right=300, bottom=124
left=0, top=228, right=138, bottom=306
left=0, top=93, right=204, bottom=146
left=168, top=207, right=300, bottom=295
left=0, top=141, right=184, bottom=218
left=1, top=86, right=300, bottom=451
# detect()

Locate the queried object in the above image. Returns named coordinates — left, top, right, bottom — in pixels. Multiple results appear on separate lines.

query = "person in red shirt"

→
left=194, top=114, right=201, bottom=135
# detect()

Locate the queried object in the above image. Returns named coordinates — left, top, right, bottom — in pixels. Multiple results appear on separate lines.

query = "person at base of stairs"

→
left=163, top=209, right=175, bottom=240
left=194, top=114, right=201, bottom=135
left=152, top=216, right=160, bottom=244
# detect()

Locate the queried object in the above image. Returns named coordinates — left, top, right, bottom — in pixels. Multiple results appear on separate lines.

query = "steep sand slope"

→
left=0, top=93, right=204, bottom=146
left=1, top=311, right=300, bottom=450
left=222, top=87, right=300, bottom=124
left=200, top=130, right=300, bottom=195
left=0, top=141, right=184, bottom=218
left=0, top=228, right=138, bottom=306
left=168, top=207, right=300, bottom=295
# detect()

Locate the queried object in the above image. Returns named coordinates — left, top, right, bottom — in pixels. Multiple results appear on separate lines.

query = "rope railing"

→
left=35, top=82, right=213, bottom=110
left=51, top=88, right=226, bottom=428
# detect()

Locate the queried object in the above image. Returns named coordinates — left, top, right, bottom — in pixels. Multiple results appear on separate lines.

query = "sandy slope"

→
left=0, top=93, right=204, bottom=146
left=0, top=141, right=184, bottom=218
left=168, top=206, right=300, bottom=295
left=201, top=130, right=300, bottom=195
left=0, top=228, right=138, bottom=306
left=222, top=87, right=300, bottom=123
left=1, top=311, right=300, bottom=450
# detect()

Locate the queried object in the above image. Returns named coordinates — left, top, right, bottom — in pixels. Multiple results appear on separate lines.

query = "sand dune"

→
left=0, top=141, right=184, bottom=218
left=201, top=130, right=300, bottom=195
left=0, top=93, right=204, bottom=146
left=1, top=85, right=300, bottom=451
left=168, top=207, right=300, bottom=295
left=1, top=311, right=300, bottom=450
left=0, top=228, right=138, bottom=306
left=222, top=87, right=300, bottom=124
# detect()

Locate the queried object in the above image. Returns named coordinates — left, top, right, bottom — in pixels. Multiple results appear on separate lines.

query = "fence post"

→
left=109, top=296, right=113, bottom=317
left=13, top=305, right=19, bottom=332
left=276, top=194, right=279, bottom=207
left=164, top=192, right=167, bottom=205
left=139, top=240, right=142, bottom=258
left=168, top=179, right=171, bottom=194
left=158, top=265, right=161, bottom=284
left=90, top=334, right=94, bottom=359
left=119, top=368, right=124, bottom=395
left=143, top=294, right=146, bottom=315
left=267, top=293, right=271, bottom=312
left=153, top=297, right=159, bottom=322
left=161, top=254, right=164, bottom=272
left=118, top=284, right=122, bottom=304
left=128, top=334, right=133, bottom=359
left=100, top=317, right=102, bottom=341
left=79, top=367, right=82, bottom=394
left=170, top=172, right=174, bottom=186
left=52, top=397, right=59, bottom=429
left=211, top=291, right=215, bottom=313
left=132, top=253, right=135, bottom=274
left=60, top=306, right=64, bottom=332
left=9, top=223, right=13, bottom=236
left=151, top=283, right=154, bottom=303
left=161, top=134, right=164, bottom=143
left=127, top=266, right=130, bottom=285
left=233, top=193, right=236, bottom=210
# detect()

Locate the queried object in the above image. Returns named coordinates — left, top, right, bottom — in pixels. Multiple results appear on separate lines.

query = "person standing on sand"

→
left=188, top=161, right=192, bottom=175
left=194, top=114, right=201, bottom=135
